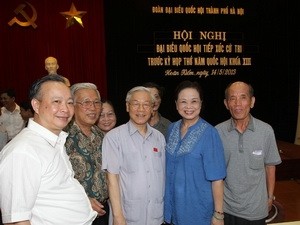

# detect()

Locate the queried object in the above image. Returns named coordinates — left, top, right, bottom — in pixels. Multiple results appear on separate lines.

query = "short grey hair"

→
left=125, top=86, right=155, bottom=103
left=70, top=83, right=100, bottom=100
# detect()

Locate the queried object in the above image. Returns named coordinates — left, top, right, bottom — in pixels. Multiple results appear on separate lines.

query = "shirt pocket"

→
left=150, top=197, right=164, bottom=220
left=123, top=199, right=141, bottom=222
left=249, top=149, right=264, bottom=170
left=124, top=152, right=138, bottom=173
left=152, top=151, right=163, bottom=172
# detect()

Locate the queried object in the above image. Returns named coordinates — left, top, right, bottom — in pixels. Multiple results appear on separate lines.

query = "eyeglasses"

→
left=129, top=101, right=152, bottom=110
left=76, top=100, right=102, bottom=109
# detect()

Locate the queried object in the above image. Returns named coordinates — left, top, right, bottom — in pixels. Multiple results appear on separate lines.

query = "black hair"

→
left=19, top=100, right=34, bottom=113
left=1, top=88, right=16, bottom=98
left=101, top=99, right=115, bottom=109
left=29, top=74, right=65, bottom=100
left=174, top=80, right=203, bottom=101
left=143, top=82, right=165, bottom=99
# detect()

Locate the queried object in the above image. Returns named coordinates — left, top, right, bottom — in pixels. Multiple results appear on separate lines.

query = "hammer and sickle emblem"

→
left=8, top=1, right=37, bottom=29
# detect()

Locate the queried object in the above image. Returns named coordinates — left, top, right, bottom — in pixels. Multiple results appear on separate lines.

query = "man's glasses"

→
left=129, top=101, right=152, bottom=110
left=76, top=100, right=102, bottom=109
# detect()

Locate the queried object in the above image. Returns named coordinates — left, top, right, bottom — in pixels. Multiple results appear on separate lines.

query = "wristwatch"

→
left=268, top=195, right=275, bottom=201
left=213, top=211, right=224, bottom=220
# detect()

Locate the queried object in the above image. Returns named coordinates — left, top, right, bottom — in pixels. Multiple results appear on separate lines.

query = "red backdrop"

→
left=0, top=0, right=107, bottom=103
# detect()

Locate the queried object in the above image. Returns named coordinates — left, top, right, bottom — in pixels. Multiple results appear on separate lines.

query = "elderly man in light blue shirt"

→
left=102, top=86, right=166, bottom=225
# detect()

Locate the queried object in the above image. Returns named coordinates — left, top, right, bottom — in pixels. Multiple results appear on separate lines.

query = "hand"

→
left=113, top=214, right=127, bottom=225
left=211, top=216, right=224, bottom=225
left=89, top=197, right=106, bottom=217
left=268, top=198, right=273, bottom=212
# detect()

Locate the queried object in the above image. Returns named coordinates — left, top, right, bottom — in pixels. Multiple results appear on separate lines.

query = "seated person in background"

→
left=0, top=109, right=8, bottom=151
left=143, top=82, right=171, bottom=137
left=20, top=100, right=34, bottom=127
left=0, top=121, right=8, bottom=151
left=0, top=88, right=24, bottom=141
left=96, top=99, right=117, bottom=134
left=44, top=56, right=71, bottom=86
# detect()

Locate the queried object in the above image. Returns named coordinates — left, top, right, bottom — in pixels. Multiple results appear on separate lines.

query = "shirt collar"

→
left=27, top=118, right=68, bottom=147
left=127, top=120, right=153, bottom=138
left=2, top=104, right=20, bottom=114
left=228, top=114, right=255, bottom=132
left=71, top=121, right=102, bottom=136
